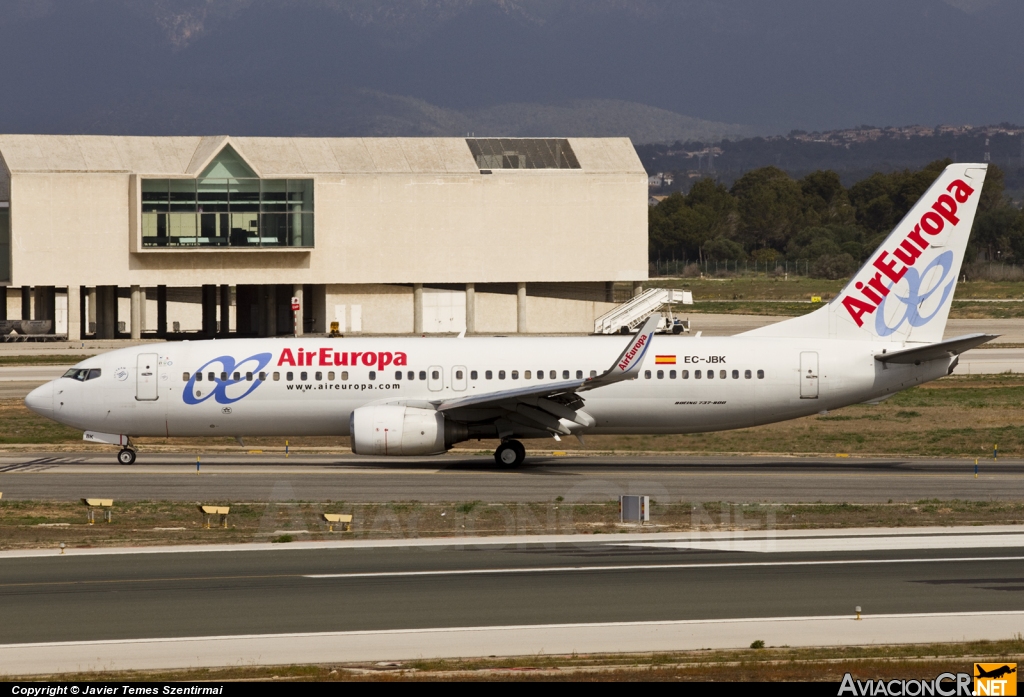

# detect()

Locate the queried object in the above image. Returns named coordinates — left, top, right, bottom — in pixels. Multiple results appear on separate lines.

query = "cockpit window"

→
left=62, top=368, right=87, bottom=381
left=86, top=369, right=101, bottom=380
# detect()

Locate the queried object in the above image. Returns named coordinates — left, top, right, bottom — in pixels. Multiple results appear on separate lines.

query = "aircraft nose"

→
left=25, top=381, right=54, bottom=417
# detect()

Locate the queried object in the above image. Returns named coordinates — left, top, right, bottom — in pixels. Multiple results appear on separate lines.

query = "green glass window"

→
left=0, top=207, right=9, bottom=283
left=141, top=147, right=313, bottom=249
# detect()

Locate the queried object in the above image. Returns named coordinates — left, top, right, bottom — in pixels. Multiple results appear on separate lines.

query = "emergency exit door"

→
left=136, top=353, right=159, bottom=401
left=800, top=352, right=819, bottom=399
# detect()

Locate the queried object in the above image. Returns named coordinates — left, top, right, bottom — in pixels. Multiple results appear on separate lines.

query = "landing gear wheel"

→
left=494, top=440, right=526, bottom=468
left=117, top=448, right=136, bottom=465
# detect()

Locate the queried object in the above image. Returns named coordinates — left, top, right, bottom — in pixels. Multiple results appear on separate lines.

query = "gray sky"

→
left=0, top=0, right=1020, bottom=140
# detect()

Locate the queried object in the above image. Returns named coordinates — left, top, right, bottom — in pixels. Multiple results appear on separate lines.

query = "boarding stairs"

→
left=594, top=288, right=692, bottom=334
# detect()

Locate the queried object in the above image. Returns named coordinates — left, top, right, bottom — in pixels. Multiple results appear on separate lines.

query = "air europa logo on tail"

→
left=618, top=334, right=648, bottom=371
left=841, top=178, right=975, bottom=328
left=278, top=347, right=408, bottom=372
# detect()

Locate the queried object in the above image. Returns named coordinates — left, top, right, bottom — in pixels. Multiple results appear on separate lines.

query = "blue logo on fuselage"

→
left=182, top=353, right=273, bottom=405
left=875, top=250, right=955, bottom=337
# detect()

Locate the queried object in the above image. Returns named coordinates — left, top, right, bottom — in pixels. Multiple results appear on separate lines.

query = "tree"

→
left=731, top=167, right=804, bottom=251
left=649, top=179, right=737, bottom=261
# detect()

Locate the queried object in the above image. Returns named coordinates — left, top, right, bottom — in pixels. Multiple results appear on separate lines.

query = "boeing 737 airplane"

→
left=26, top=163, right=996, bottom=467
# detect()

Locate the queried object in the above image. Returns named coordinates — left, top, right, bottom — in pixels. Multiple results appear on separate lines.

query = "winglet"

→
left=582, top=315, right=659, bottom=391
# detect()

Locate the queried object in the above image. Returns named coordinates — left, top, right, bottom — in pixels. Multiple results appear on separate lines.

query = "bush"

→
left=811, top=253, right=857, bottom=279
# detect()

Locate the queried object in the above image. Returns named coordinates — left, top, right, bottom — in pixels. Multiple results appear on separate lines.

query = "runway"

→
left=0, top=452, right=1020, bottom=502
left=2, top=526, right=1024, bottom=674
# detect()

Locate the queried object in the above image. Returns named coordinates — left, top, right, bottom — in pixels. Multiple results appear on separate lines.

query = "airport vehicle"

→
left=26, top=163, right=994, bottom=467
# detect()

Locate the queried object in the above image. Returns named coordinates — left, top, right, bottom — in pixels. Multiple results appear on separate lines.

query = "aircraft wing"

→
left=430, top=315, right=660, bottom=435
left=874, top=333, right=999, bottom=364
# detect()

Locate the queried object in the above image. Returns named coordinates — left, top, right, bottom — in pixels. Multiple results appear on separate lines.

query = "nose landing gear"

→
left=494, top=439, right=526, bottom=468
left=117, top=446, right=137, bottom=465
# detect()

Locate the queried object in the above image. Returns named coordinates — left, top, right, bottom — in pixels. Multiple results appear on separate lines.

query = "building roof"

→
left=0, top=135, right=642, bottom=176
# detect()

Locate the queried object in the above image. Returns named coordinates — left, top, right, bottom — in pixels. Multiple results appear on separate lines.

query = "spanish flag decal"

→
left=655, top=355, right=676, bottom=365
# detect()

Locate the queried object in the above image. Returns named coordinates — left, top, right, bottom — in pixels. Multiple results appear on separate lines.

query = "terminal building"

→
left=0, top=135, right=647, bottom=339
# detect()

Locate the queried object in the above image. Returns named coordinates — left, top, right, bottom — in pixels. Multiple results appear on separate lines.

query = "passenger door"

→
left=452, top=365, right=467, bottom=391
left=136, top=353, right=159, bottom=401
left=428, top=365, right=444, bottom=392
left=800, top=352, right=819, bottom=399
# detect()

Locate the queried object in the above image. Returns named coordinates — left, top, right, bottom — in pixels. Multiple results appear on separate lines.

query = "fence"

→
left=650, top=258, right=813, bottom=278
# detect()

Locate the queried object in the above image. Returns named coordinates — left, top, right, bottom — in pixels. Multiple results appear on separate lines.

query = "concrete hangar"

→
left=0, top=135, right=647, bottom=340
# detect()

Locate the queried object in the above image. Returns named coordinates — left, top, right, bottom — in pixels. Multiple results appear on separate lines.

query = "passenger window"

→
left=419, top=371, right=427, bottom=380
left=657, top=370, right=664, bottom=379
left=732, top=370, right=739, bottom=379
left=720, top=370, right=727, bottom=379
left=456, top=370, right=464, bottom=380
left=259, top=372, right=266, bottom=381
left=498, top=370, right=506, bottom=380
left=745, top=370, right=751, bottom=379
left=208, top=372, right=215, bottom=382
left=369, top=371, right=376, bottom=380
left=395, top=371, right=402, bottom=380
left=757, top=369, right=765, bottom=379
left=246, top=372, right=253, bottom=382
left=87, top=369, right=101, bottom=380
left=681, top=370, right=689, bottom=379
left=576, top=370, right=583, bottom=379
left=342, top=371, right=349, bottom=380
left=562, top=370, right=569, bottom=379
left=708, top=370, right=715, bottom=380
left=550, top=371, right=556, bottom=379
left=644, top=370, right=651, bottom=379
left=315, top=371, right=323, bottom=381
left=328, top=372, right=335, bottom=381
left=511, top=370, right=519, bottom=380
left=537, top=370, right=544, bottom=379
left=220, top=372, right=227, bottom=381
left=695, top=370, right=702, bottom=379
left=525, top=370, right=532, bottom=379
left=590, top=370, right=597, bottom=378
left=669, top=370, right=676, bottom=379
left=300, top=372, right=308, bottom=381
left=286, top=372, right=294, bottom=381
left=182, top=372, right=189, bottom=381
left=233, top=372, right=240, bottom=381
left=407, top=371, right=414, bottom=380
left=485, top=370, right=493, bottom=380
left=431, top=370, right=439, bottom=380
left=273, top=372, right=280, bottom=381
left=471, top=370, right=478, bottom=380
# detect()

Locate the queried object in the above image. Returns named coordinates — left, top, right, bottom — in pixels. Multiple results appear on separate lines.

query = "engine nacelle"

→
left=350, top=405, right=466, bottom=456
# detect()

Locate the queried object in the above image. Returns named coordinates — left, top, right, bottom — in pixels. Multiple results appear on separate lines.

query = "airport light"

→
left=855, top=606, right=862, bottom=620
left=59, top=542, right=65, bottom=555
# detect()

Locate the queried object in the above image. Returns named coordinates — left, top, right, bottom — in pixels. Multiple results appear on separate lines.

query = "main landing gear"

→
left=494, top=440, right=526, bottom=468
left=117, top=445, right=137, bottom=465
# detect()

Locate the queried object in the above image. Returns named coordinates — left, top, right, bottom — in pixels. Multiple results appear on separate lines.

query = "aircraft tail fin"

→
left=742, top=163, right=987, bottom=343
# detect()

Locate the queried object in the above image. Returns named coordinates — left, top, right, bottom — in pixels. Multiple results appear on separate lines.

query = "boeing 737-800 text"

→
left=26, top=163, right=995, bottom=467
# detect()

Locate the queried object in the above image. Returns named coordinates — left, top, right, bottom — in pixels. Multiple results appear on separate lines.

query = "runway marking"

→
left=3, top=555, right=1024, bottom=591
left=627, top=533, right=1024, bottom=553
left=302, top=555, right=1024, bottom=580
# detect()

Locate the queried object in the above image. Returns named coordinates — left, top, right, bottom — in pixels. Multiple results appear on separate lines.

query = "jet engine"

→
left=349, top=405, right=468, bottom=456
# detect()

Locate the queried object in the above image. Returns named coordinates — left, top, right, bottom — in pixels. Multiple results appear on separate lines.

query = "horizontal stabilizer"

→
left=874, top=333, right=998, bottom=364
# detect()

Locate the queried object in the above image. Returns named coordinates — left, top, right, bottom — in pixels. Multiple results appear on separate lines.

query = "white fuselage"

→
left=30, top=335, right=952, bottom=440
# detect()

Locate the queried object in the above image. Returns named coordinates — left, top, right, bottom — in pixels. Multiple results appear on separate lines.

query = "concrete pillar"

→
left=311, top=284, right=327, bottom=334
left=517, top=282, right=527, bottom=334
left=262, top=285, right=277, bottom=337
left=156, top=286, right=167, bottom=337
left=465, top=283, right=476, bottom=334
left=20, top=286, right=30, bottom=321
left=605, top=281, right=615, bottom=303
left=219, top=285, right=231, bottom=337
left=413, top=283, right=423, bottom=334
left=139, top=287, right=147, bottom=333
left=130, top=285, right=141, bottom=340
left=632, top=281, right=643, bottom=297
left=87, top=287, right=97, bottom=335
left=292, top=284, right=303, bottom=337
left=67, top=286, right=81, bottom=340
left=201, top=284, right=217, bottom=337
left=0, top=288, right=6, bottom=321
